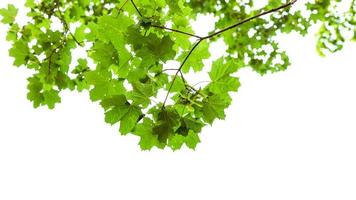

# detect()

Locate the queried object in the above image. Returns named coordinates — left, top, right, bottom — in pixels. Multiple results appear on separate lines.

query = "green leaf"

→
left=26, top=76, right=61, bottom=109
left=95, top=15, right=133, bottom=64
left=185, top=131, right=201, bottom=150
left=134, top=118, right=164, bottom=150
left=146, top=35, right=176, bottom=62
left=101, top=95, right=142, bottom=135
left=153, top=108, right=181, bottom=143
left=119, top=106, right=142, bottom=135
left=208, top=58, right=241, bottom=94
left=201, top=95, right=230, bottom=124
left=85, top=70, right=126, bottom=101
left=9, top=40, right=30, bottom=67
left=177, top=117, right=204, bottom=136
left=89, top=41, right=119, bottom=68
left=27, top=76, right=44, bottom=108
left=101, top=95, right=130, bottom=125
left=127, top=82, right=156, bottom=108
left=3, top=0, right=356, bottom=150
left=6, top=23, right=19, bottom=41
left=0, top=4, right=18, bottom=24
left=43, top=90, right=61, bottom=109
left=209, top=58, right=238, bottom=81
left=168, top=134, right=185, bottom=151
left=56, top=41, right=75, bottom=73
left=169, top=76, right=186, bottom=93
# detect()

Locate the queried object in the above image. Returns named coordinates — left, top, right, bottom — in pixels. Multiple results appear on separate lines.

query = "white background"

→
left=1, top=1, right=356, bottom=200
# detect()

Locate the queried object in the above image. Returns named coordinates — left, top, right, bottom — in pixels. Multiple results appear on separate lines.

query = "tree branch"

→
left=204, top=0, right=298, bottom=39
left=115, top=0, right=298, bottom=109
left=162, top=39, right=203, bottom=108
left=161, top=0, right=298, bottom=109
left=122, top=0, right=202, bottom=39
left=45, top=43, right=64, bottom=76
left=119, top=0, right=129, bottom=11
left=55, top=0, right=83, bottom=46
left=130, top=0, right=143, bottom=18
left=150, top=24, right=202, bottom=39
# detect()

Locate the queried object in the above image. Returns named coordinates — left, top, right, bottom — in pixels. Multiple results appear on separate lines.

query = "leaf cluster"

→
left=0, top=0, right=355, bottom=150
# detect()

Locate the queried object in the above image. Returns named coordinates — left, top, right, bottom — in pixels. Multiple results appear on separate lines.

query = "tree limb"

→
left=162, top=39, right=203, bottom=108
left=130, top=0, right=143, bottom=17
left=161, top=0, right=298, bottom=109
left=204, top=0, right=298, bottom=39
left=150, top=24, right=203, bottom=39
left=118, top=0, right=298, bottom=109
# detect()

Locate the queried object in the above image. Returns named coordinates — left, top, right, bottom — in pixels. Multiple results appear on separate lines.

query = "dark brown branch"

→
left=161, top=0, right=298, bottom=109
left=150, top=24, right=202, bottom=39
left=130, top=0, right=143, bottom=18
left=162, top=39, right=203, bottom=108
left=112, top=0, right=298, bottom=109
left=122, top=0, right=202, bottom=39
left=162, top=68, right=180, bottom=72
left=69, top=32, right=83, bottom=46
left=204, top=0, right=298, bottom=39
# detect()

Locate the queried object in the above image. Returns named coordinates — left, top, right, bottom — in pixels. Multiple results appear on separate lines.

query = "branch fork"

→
left=121, top=0, right=298, bottom=108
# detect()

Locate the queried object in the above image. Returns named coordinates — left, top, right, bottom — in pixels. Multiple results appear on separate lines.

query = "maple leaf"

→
left=1, top=0, right=354, bottom=150
left=101, top=95, right=130, bottom=125
left=133, top=118, right=159, bottom=150
left=119, top=105, right=142, bottom=135
left=0, top=4, right=18, bottom=24
left=208, top=58, right=241, bottom=94
left=153, top=108, right=181, bottom=143
left=85, top=70, right=126, bottom=101
left=9, top=40, right=30, bottom=67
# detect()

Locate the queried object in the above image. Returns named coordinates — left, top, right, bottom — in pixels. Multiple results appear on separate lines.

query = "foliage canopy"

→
left=1, top=0, right=355, bottom=150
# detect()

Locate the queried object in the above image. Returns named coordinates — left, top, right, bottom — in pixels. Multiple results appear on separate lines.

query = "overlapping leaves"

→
left=1, top=0, right=355, bottom=150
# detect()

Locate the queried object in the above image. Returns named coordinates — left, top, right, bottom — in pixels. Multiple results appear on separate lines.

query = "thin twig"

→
left=162, top=68, right=180, bottom=72
left=162, top=39, right=203, bottom=108
left=55, top=0, right=83, bottom=46
left=112, top=0, right=298, bottom=109
left=121, top=0, right=202, bottom=39
left=204, top=0, right=298, bottom=39
left=192, top=80, right=211, bottom=88
left=45, top=0, right=83, bottom=77
left=179, top=70, right=191, bottom=91
left=45, top=43, right=64, bottom=76
left=150, top=24, right=202, bottom=39
left=186, top=85, right=207, bottom=98
left=130, top=0, right=143, bottom=17
left=119, top=0, right=130, bottom=11
left=161, top=0, right=298, bottom=109
left=115, top=0, right=130, bottom=17
left=58, top=14, right=83, bottom=46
